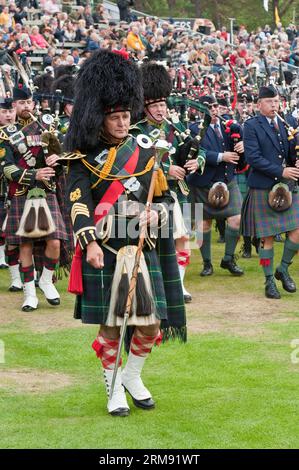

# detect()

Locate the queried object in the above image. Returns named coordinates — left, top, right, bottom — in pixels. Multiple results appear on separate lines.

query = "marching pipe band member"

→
left=241, top=85, right=299, bottom=299
left=189, top=95, right=244, bottom=277
left=0, top=97, right=15, bottom=269
left=130, top=62, right=206, bottom=303
left=2, top=86, right=68, bottom=311
left=64, top=50, right=186, bottom=417
left=0, top=96, right=24, bottom=291
left=234, top=92, right=256, bottom=259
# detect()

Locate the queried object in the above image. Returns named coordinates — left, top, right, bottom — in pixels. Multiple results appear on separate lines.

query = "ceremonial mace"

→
left=109, top=136, right=172, bottom=401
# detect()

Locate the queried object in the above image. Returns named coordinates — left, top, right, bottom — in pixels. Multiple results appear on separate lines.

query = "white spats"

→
left=38, top=267, right=60, bottom=303
left=103, top=368, right=130, bottom=415
left=0, top=245, right=8, bottom=268
left=122, top=353, right=152, bottom=401
left=178, top=264, right=192, bottom=298
left=9, top=265, right=23, bottom=291
left=22, top=280, right=38, bottom=311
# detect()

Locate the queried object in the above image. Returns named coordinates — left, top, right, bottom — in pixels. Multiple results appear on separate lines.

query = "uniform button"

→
left=274, top=177, right=278, bottom=181
left=278, top=155, right=282, bottom=159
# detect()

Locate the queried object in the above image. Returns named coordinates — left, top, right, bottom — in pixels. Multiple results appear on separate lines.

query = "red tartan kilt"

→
left=0, top=198, right=6, bottom=239
left=5, top=192, right=68, bottom=245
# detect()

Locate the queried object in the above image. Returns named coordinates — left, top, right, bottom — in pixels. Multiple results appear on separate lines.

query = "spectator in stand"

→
left=75, top=19, right=88, bottom=44
left=126, top=24, right=145, bottom=54
left=83, top=4, right=94, bottom=29
left=41, top=0, right=60, bottom=15
left=0, top=6, right=15, bottom=29
left=86, top=30, right=101, bottom=51
left=63, top=20, right=76, bottom=41
left=30, top=25, right=50, bottom=49
left=71, top=47, right=80, bottom=65
left=43, top=46, right=56, bottom=67
left=93, top=3, right=110, bottom=24
left=69, top=5, right=84, bottom=23
left=117, top=1, right=134, bottom=22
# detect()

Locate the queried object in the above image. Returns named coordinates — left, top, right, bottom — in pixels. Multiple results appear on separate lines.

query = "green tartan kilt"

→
left=236, top=173, right=248, bottom=200
left=193, top=179, right=242, bottom=220
left=74, top=218, right=186, bottom=338
left=241, top=188, right=299, bottom=238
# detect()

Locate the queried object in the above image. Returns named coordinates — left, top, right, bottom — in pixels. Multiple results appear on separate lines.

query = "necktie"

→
left=270, top=119, right=279, bottom=132
left=214, top=123, right=223, bottom=141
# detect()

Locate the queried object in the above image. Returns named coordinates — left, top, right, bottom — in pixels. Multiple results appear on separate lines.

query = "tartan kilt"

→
left=236, top=173, right=248, bottom=200
left=74, top=215, right=186, bottom=339
left=193, top=179, right=242, bottom=220
left=241, top=188, right=299, bottom=238
left=5, top=192, right=68, bottom=246
left=0, top=198, right=6, bottom=239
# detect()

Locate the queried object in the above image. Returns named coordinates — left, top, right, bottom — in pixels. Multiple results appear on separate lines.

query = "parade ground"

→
left=1, top=235, right=299, bottom=449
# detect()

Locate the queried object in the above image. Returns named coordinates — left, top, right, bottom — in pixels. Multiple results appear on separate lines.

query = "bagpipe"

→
left=217, top=114, right=248, bottom=174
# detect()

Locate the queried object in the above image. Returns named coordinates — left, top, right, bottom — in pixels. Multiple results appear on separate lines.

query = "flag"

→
left=263, top=0, right=269, bottom=12
left=275, top=6, right=281, bottom=25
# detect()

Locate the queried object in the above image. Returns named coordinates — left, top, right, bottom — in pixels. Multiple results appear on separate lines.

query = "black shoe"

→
left=9, top=285, right=23, bottom=292
left=265, top=276, right=281, bottom=299
left=46, top=298, right=60, bottom=306
left=274, top=234, right=284, bottom=243
left=242, top=251, right=252, bottom=259
left=184, top=294, right=192, bottom=303
left=124, top=386, right=155, bottom=410
left=0, top=263, right=8, bottom=269
left=22, top=305, right=37, bottom=312
left=220, top=258, right=244, bottom=276
left=200, top=261, right=213, bottom=277
left=274, top=269, right=296, bottom=293
left=110, top=407, right=130, bottom=417
left=217, top=236, right=225, bottom=243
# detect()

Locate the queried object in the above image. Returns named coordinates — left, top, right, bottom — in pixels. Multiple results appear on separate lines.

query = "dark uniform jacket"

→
left=188, top=121, right=241, bottom=188
left=1, top=119, right=60, bottom=198
left=243, top=115, right=295, bottom=189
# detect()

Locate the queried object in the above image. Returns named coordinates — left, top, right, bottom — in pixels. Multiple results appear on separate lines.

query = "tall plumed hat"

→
left=64, top=50, right=143, bottom=151
left=52, top=73, right=75, bottom=103
left=140, top=62, right=172, bottom=105
left=33, top=72, right=54, bottom=94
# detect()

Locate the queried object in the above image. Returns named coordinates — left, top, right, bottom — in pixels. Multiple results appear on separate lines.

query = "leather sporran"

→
left=208, top=182, right=230, bottom=209
left=268, top=183, right=292, bottom=212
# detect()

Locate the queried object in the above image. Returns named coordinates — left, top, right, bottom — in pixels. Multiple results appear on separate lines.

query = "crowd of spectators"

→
left=0, top=0, right=298, bottom=80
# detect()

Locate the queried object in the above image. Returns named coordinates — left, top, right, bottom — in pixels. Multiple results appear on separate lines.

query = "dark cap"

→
left=198, top=95, right=218, bottom=107
left=13, top=87, right=32, bottom=101
left=258, top=85, right=278, bottom=99
left=237, top=92, right=254, bottom=103
left=0, top=97, right=13, bottom=109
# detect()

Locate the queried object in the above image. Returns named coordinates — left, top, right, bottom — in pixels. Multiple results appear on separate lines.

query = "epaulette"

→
left=58, top=151, right=86, bottom=161
left=244, top=116, right=257, bottom=124
left=130, top=118, right=147, bottom=130
left=0, top=126, right=10, bottom=141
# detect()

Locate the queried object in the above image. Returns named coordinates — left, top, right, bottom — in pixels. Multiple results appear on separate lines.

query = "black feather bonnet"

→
left=64, top=50, right=143, bottom=151
left=140, top=62, right=172, bottom=105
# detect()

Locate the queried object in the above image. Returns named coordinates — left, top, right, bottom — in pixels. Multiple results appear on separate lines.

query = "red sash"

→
left=68, top=145, right=139, bottom=295
left=94, top=145, right=139, bottom=224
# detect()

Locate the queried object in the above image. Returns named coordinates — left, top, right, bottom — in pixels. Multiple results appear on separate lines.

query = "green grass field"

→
left=1, top=233, right=299, bottom=449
